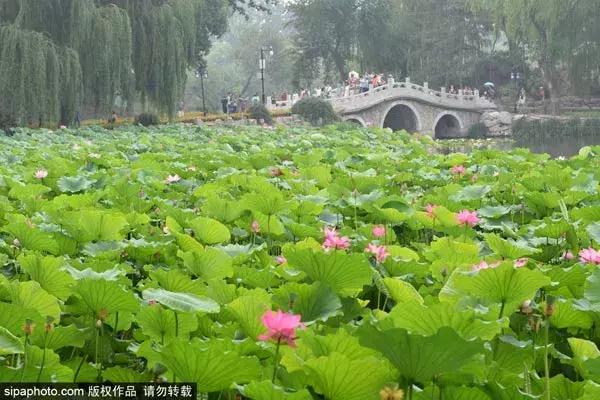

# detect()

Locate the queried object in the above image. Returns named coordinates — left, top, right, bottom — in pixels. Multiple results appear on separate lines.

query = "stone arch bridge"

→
left=328, top=80, right=497, bottom=137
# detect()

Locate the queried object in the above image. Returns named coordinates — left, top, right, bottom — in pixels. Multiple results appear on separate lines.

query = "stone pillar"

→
left=405, top=77, right=410, bottom=84
left=441, top=87, right=446, bottom=93
left=423, top=82, right=428, bottom=89
left=458, top=90, right=463, bottom=96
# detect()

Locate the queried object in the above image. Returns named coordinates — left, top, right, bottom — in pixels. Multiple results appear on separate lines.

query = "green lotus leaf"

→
left=60, top=210, right=129, bottom=242
left=253, top=211, right=285, bottom=236
left=272, top=282, right=342, bottom=323
left=0, top=302, right=44, bottom=336
left=149, top=268, right=203, bottom=294
left=142, top=288, right=219, bottom=314
left=57, top=175, right=96, bottom=193
left=284, top=249, right=372, bottom=297
left=188, top=216, right=231, bottom=244
left=587, top=222, right=600, bottom=243
left=0, top=326, right=24, bottom=355
left=0, top=345, right=73, bottom=382
left=18, top=253, right=75, bottom=300
left=2, top=222, right=59, bottom=254
left=383, top=278, right=424, bottom=305
left=550, top=299, right=593, bottom=330
left=158, top=338, right=261, bottom=392
left=136, top=304, right=198, bottom=342
left=568, top=337, right=600, bottom=377
left=174, top=232, right=204, bottom=253
left=387, top=301, right=506, bottom=340
left=477, top=205, right=512, bottom=219
left=239, top=380, right=313, bottom=400
left=581, top=381, right=600, bottom=400
left=440, top=262, right=550, bottom=316
left=304, top=352, right=396, bottom=400
left=242, top=190, right=287, bottom=216
left=6, top=281, right=61, bottom=321
left=451, top=184, right=491, bottom=202
left=535, top=220, right=571, bottom=239
left=226, top=291, right=271, bottom=339
left=484, top=233, right=539, bottom=259
left=73, top=279, right=139, bottom=316
left=441, top=386, right=491, bottom=400
left=30, top=324, right=87, bottom=350
left=180, top=248, right=233, bottom=282
left=203, top=197, right=244, bottom=223
left=358, top=325, right=482, bottom=385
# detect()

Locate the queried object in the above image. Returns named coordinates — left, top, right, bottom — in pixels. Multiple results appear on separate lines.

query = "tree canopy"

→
left=0, top=0, right=270, bottom=125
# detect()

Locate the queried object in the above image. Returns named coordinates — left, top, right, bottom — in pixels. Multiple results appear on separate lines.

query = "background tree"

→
left=288, top=0, right=358, bottom=83
left=468, top=0, right=600, bottom=113
left=0, top=0, right=272, bottom=125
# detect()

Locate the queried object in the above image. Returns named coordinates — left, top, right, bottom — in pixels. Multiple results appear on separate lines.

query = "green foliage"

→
left=134, top=113, right=160, bottom=127
left=0, top=124, right=599, bottom=398
left=291, top=97, right=338, bottom=126
left=468, top=122, right=489, bottom=138
left=249, top=104, right=274, bottom=125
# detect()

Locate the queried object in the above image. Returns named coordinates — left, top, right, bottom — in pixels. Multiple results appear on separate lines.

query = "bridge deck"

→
left=329, top=82, right=497, bottom=114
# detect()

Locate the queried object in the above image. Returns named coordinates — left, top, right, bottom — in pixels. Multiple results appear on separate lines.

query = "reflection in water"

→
left=436, top=134, right=600, bottom=157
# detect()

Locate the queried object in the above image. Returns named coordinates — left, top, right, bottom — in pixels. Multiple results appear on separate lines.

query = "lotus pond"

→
left=1, top=124, right=600, bottom=400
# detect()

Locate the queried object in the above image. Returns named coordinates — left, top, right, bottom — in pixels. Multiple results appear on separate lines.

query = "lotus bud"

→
left=12, top=238, right=21, bottom=248
left=22, top=319, right=35, bottom=335
left=544, top=296, right=555, bottom=317
left=96, top=319, right=103, bottom=328
left=44, top=316, right=55, bottom=333
left=98, top=308, right=109, bottom=322
left=520, top=300, right=533, bottom=314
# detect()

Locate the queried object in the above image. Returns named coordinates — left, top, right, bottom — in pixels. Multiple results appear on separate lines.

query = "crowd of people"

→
left=220, top=93, right=261, bottom=114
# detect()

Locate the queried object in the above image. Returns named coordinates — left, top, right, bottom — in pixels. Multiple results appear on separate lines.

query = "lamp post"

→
left=259, top=46, right=274, bottom=105
left=511, top=71, right=521, bottom=113
left=195, top=66, right=208, bottom=116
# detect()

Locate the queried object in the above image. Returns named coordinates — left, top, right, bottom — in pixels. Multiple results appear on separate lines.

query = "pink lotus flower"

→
left=457, top=210, right=479, bottom=227
left=275, top=255, right=287, bottom=265
left=251, top=220, right=260, bottom=233
left=88, top=153, right=101, bottom=159
left=372, top=225, right=386, bottom=238
left=514, top=258, right=528, bottom=268
left=579, top=248, right=600, bottom=265
left=322, top=227, right=350, bottom=251
left=258, top=310, right=305, bottom=347
left=34, top=169, right=48, bottom=179
left=451, top=165, right=466, bottom=175
left=60, top=125, right=67, bottom=129
left=425, top=203, right=437, bottom=218
left=365, top=243, right=390, bottom=263
left=562, top=251, right=575, bottom=260
left=472, top=260, right=500, bottom=272
left=165, top=174, right=181, bottom=184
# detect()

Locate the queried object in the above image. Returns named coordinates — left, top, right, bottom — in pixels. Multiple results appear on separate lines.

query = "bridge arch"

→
left=342, top=115, right=367, bottom=127
left=381, top=101, right=422, bottom=132
left=433, top=112, right=463, bottom=138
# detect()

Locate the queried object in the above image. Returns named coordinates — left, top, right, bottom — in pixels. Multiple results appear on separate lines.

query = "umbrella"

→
left=484, top=82, right=495, bottom=87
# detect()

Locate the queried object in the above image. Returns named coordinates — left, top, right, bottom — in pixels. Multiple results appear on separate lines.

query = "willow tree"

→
left=0, top=22, right=82, bottom=126
left=1, top=0, right=273, bottom=123
left=468, top=0, right=600, bottom=113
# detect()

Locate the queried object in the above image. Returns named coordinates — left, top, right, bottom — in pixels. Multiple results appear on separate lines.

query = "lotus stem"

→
left=35, top=331, right=48, bottom=383
left=271, top=338, right=282, bottom=383
left=544, top=320, right=551, bottom=400
left=73, top=354, right=88, bottom=383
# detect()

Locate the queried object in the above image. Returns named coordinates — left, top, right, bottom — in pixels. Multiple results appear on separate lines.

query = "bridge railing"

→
left=328, top=81, right=496, bottom=111
left=265, top=80, right=497, bottom=111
